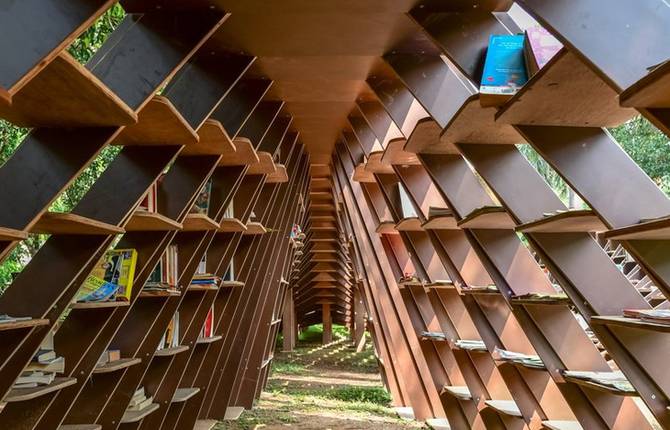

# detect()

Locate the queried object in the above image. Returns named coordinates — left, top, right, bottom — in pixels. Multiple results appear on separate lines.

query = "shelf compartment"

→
left=591, top=316, right=670, bottom=333
left=178, top=119, right=235, bottom=156
left=244, top=222, right=267, bottom=235
left=0, top=52, right=136, bottom=128
left=381, top=139, right=420, bottom=166
left=246, top=151, right=276, bottom=175
left=619, top=59, right=670, bottom=108
left=172, top=387, right=200, bottom=403
left=496, top=49, right=635, bottom=127
left=405, top=117, right=453, bottom=154
left=394, top=217, right=423, bottom=231
left=563, top=373, right=637, bottom=396
left=0, top=318, right=49, bottom=332
left=5, top=377, right=77, bottom=402
left=515, top=210, right=607, bottom=234
left=219, top=218, right=247, bottom=232
left=183, top=213, right=219, bottom=231
left=196, top=335, right=223, bottom=344
left=440, top=385, right=472, bottom=400
left=219, top=137, right=260, bottom=166
left=376, top=221, right=397, bottom=234
left=93, top=358, right=142, bottom=374
left=0, top=226, right=28, bottom=242
left=31, top=212, right=125, bottom=235
left=120, top=403, right=160, bottom=424
left=484, top=399, right=523, bottom=417
left=154, top=345, right=189, bottom=357
left=438, top=96, right=523, bottom=149
left=266, top=164, right=289, bottom=183
left=601, top=215, right=670, bottom=240
left=114, top=95, right=198, bottom=146
left=352, top=164, right=375, bottom=183
left=125, top=211, right=183, bottom=231
left=457, top=206, right=515, bottom=229
left=70, top=300, right=130, bottom=309
left=364, top=151, right=394, bottom=174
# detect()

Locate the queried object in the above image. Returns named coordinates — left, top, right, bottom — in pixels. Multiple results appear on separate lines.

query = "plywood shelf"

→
left=120, top=403, right=160, bottom=424
left=172, top=387, right=200, bottom=403
left=457, top=206, right=515, bottom=229
left=484, top=399, right=523, bottom=417
left=183, top=213, right=219, bottom=231
left=139, top=289, right=181, bottom=298
left=59, top=425, right=102, bottom=430
left=154, top=345, right=189, bottom=357
left=0, top=318, right=49, bottom=332
left=0, top=226, right=28, bottom=241
left=405, top=117, right=449, bottom=154
left=93, top=358, right=141, bottom=374
left=352, top=164, right=375, bottom=182
left=125, top=211, right=183, bottom=231
left=244, top=222, right=267, bottom=235
left=381, top=139, right=420, bottom=165
left=219, top=218, right=247, bottom=232
left=619, top=59, right=670, bottom=108
left=496, top=49, right=635, bottom=127
left=364, top=151, right=394, bottom=174
left=440, top=385, right=472, bottom=400
left=542, top=421, right=584, bottom=430
left=395, top=217, right=423, bottom=231
left=515, top=210, right=607, bottom=234
left=5, top=377, right=77, bottom=402
left=196, top=335, right=222, bottom=344
left=422, top=215, right=458, bottom=230
left=179, top=119, right=235, bottom=156
left=266, top=164, right=289, bottom=183
left=114, top=95, right=198, bottom=146
left=510, top=294, right=570, bottom=306
left=601, top=215, right=670, bottom=240
left=246, top=151, right=277, bottom=175
left=220, top=280, right=245, bottom=288
left=219, top=137, right=259, bottom=166
left=591, top=316, right=670, bottom=333
left=438, top=96, right=522, bottom=149
left=70, top=300, right=130, bottom=309
left=376, top=221, right=397, bottom=234
left=31, top=212, right=125, bottom=236
left=0, top=52, right=136, bottom=128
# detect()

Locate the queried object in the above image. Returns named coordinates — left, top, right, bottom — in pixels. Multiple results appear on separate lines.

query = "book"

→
left=128, top=396, right=153, bottom=411
left=0, top=314, right=32, bottom=324
left=623, top=308, right=670, bottom=325
left=191, top=179, right=212, bottom=215
left=26, top=356, right=65, bottom=373
left=78, top=249, right=138, bottom=302
left=479, top=34, right=528, bottom=107
left=523, top=26, right=562, bottom=77
left=454, top=339, right=487, bottom=351
left=201, top=306, right=214, bottom=339
left=108, top=349, right=121, bottom=362
left=16, top=371, right=55, bottom=386
left=138, top=181, right=158, bottom=212
left=34, top=349, right=56, bottom=364
left=144, top=245, right=179, bottom=293
left=420, top=331, right=447, bottom=341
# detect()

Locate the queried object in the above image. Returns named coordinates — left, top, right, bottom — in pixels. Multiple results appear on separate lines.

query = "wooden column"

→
left=352, top=285, right=366, bottom=351
left=322, top=303, right=333, bottom=344
left=282, top=290, right=296, bottom=352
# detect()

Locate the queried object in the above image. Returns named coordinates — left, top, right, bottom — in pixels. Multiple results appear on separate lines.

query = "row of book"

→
left=158, top=311, right=180, bottom=351
left=144, top=244, right=179, bottom=295
left=479, top=26, right=562, bottom=106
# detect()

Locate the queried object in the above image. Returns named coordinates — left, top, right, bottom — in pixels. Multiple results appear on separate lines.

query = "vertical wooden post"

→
left=282, top=290, right=296, bottom=352
left=353, top=285, right=366, bottom=351
left=322, top=303, right=332, bottom=344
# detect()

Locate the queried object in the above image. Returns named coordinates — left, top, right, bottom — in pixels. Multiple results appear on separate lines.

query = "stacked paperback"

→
left=144, top=245, right=179, bottom=294
left=126, top=387, right=153, bottom=412
left=97, top=349, right=122, bottom=368
left=623, top=308, right=670, bottom=325
left=15, top=332, right=64, bottom=389
left=454, top=339, right=487, bottom=352
left=420, top=331, right=448, bottom=342
left=562, top=370, right=635, bottom=393
left=190, top=274, right=220, bottom=289
left=493, top=347, right=545, bottom=369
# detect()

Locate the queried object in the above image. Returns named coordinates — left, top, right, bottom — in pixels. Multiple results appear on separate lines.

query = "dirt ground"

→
left=215, top=327, right=426, bottom=430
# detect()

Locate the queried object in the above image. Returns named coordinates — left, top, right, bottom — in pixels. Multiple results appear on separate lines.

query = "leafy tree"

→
left=0, top=4, right=125, bottom=290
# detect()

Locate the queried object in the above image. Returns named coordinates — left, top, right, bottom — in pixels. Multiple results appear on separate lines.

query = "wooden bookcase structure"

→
left=2, top=1, right=670, bottom=430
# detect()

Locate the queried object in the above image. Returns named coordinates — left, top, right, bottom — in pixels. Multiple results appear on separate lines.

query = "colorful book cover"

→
left=480, top=34, right=528, bottom=103
left=524, top=26, right=562, bottom=76
left=78, top=249, right=137, bottom=302
left=115, top=249, right=138, bottom=301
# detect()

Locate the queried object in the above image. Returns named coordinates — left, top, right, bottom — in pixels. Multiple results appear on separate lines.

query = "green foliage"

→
left=518, top=144, right=571, bottom=204
left=67, top=4, right=126, bottom=64
left=0, top=4, right=125, bottom=290
left=320, top=386, right=392, bottom=405
left=609, top=116, right=670, bottom=194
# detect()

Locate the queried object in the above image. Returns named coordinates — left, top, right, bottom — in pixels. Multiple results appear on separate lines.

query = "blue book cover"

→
left=480, top=34, right=528, bottom=96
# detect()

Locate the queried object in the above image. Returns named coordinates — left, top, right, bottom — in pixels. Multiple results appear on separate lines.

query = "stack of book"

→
left=16, top=332, right=64, bottom=388
left=158, top=312, right=179, bottom=351
left=454, top=339, right=487, bottom=352
left=0, top=314, right=33, bottom=325
left=493, top=347, right=545, bottom=369
left=190, top=273, right=220, bottom=289
left=97, top=349, right=122, bottom=367
left=77, top=249, right=138, bottom=302
left=127, top=387, right=153, bottom=412
left=144, top=245, right=179, bottom=294
left=464, top=284, right=499, bottom=293
left=190, top=179, right=212, bottom=215
left=511, top=292, right=568, bottom=302
left=200, top=306, right=214, bottom=339
left=479, top=34, right=528, bottom=106
left=562, top=370, right=635, bottom=393
left=420, top=331, right=448, bottom=341
left=622, top=309, right=670, bottom=325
